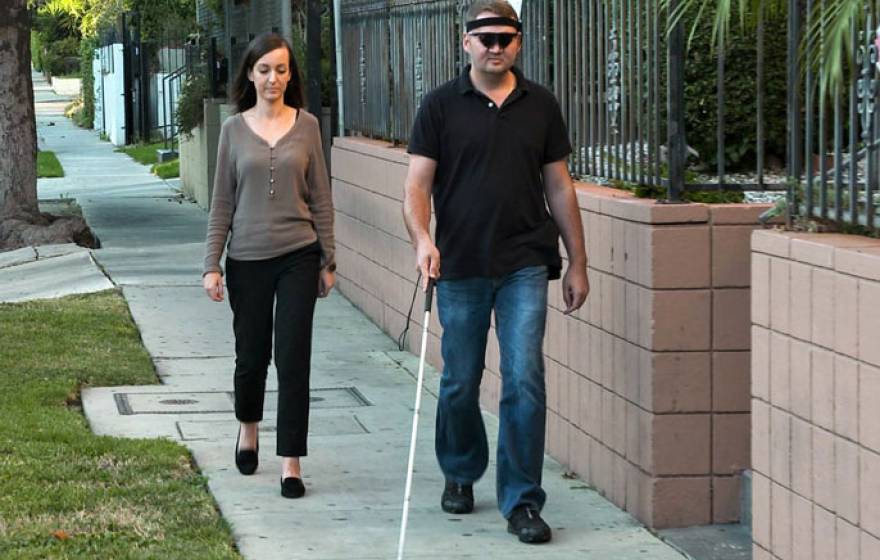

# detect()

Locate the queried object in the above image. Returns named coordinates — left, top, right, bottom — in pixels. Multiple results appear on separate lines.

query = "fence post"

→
left=209, top=37, right=219, bottom=97
left=307, top=0, right=323, bottom=117
left=385, top=0, right=394, bottom=143
left=120, top=13, right=134, bottom=145
left=137, top=20, right=150, bottom=143
left=666, top=0, right=685, bottom=202
left=786, top=0, right=803, bottom=226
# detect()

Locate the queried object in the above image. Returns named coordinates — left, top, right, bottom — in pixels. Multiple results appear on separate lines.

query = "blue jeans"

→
left=435, top=265, right=549, bottom=518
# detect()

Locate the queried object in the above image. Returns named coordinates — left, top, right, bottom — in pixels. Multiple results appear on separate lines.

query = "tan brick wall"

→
left=751, top=229, right=880, bottom=559
left=332, top=136, right=769, bottom=528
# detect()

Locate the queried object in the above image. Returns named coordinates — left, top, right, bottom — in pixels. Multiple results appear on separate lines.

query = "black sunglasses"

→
left=470, top=32, right=519, bottom=49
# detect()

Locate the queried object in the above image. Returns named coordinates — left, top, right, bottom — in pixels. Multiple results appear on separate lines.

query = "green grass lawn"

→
left=0, top=292, right=241, bottom=559
left=37, top=151, right=64, bottom=178
left=152, top=159, right=179, bottom=180
left=115, top=141, right=166, bottom=166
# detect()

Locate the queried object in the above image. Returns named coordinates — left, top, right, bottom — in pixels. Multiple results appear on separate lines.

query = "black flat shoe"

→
left=280, top=476, right=306, bottom=499
left=507, top=506, right=552, bottom=544
left=441, top=480, right=474, bottom=514
left=234, top=427, right=258, bottom=475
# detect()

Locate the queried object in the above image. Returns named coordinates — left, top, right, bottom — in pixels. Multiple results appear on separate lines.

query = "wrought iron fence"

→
left=341, top=0, right=391, bottom=139
left=341, top=0, right=463, bottom=142
left=548, top=0, right=669, bottom=190
left=338, top=1, right=797, bottom=200
left=388, top=0, right=463, bottom=141
left=789, top=1, right=880, bottom=231
left=95, top=12, right=223, bottom=148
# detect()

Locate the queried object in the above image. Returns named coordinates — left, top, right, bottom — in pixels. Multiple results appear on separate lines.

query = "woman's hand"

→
left=318, top=268, right=336, bottom=298
left=203, top=272, right=224, bottom=302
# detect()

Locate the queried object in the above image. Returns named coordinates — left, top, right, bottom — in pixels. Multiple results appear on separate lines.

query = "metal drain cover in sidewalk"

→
left=114, top=387, right=371, bottom=415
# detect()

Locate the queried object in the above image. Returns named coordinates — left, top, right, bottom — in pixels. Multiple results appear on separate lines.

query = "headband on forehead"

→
left=465, top=16, right=522, bottom=32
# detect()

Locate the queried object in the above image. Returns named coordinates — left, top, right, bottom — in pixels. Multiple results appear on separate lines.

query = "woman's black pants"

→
left=225, top=243, right=320, bottom=457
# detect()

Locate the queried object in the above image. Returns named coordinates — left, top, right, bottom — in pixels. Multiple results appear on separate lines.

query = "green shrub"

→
left=611, top=179, right=745, bottom=203
left=78, top=36, right=97, bottom=129
left=681, top=12, right=789, bottom=172
left=30, top=32, right=45, bottom=71
left=64, top=96, right=83, bottom=117
left=682, top=189, right=746, bottom=204
left=176, top=74, right=210, bottom=138
left=65, top=96, right=93, bottom=129
left=41, top=36, right=81, bottom=77
left=205, top=0, right=224, bottom=18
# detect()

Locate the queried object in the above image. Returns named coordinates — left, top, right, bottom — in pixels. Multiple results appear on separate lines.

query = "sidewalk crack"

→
left=88, top=251, right=118, bottom=288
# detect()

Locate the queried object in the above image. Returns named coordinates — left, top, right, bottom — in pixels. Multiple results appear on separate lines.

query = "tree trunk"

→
left=0, top=0, right=38, bottom=220
left=0, top=0, right=97, bottom=251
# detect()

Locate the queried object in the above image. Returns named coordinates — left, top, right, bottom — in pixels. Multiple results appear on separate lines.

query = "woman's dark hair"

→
left=230, top=32, right=304, bottom=113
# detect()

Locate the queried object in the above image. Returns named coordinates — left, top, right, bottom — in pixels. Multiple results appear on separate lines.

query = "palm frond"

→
left=804, top=0, right=866, bottom=95
left=661, top=0, right=868, bottom=94
left=38, top=0, right=86, bottom=18
left=660, top=0, right=776, bottom=51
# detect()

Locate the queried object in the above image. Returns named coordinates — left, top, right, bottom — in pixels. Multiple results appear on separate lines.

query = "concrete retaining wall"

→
left=331, top=136, right=773, bottom=528
left=751, top=230, right=880, bottom=559
left=179, top=99, right=231, bottom=210
left=51, top=77, right=81, bottom=96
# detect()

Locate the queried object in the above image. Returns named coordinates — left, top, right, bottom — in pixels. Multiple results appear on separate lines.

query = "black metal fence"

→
left=788, top=1, right=880, bottom=231
left=340, top=0, right=880, bottom=230
left=388, top=0, right=463, bottom=141
left=96, top=13, right=223, bottom=147
left=341, top=0, right=463, bottom=142
left=547, top=0, right=670, bottom=191
left=340, top=0, right=792, bottom=198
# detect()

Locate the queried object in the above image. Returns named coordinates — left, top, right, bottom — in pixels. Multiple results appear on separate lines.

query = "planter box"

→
left=751, top=229, right=880, bottom=560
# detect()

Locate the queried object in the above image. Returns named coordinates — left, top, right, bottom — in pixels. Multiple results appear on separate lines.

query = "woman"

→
left=202, top=32, right=335, bottom=499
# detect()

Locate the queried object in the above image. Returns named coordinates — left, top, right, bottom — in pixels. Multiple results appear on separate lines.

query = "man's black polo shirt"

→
left=407, top=65, right=571, bottom=281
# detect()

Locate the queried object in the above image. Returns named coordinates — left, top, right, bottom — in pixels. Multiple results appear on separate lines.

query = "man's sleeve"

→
left=543, top=97, right=573, bottom=164
left=407, top=94, right=441, bottom=160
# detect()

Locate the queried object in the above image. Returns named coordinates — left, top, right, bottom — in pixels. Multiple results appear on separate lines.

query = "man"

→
left=402, top=0, right=589, bottom=545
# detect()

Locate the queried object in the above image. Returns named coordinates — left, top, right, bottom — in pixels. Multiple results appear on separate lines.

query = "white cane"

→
left=397, top=277, right=435, bottom=560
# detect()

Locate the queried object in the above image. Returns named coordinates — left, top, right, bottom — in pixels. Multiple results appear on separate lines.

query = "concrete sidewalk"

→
left=29, top=72, right=686, bottom=559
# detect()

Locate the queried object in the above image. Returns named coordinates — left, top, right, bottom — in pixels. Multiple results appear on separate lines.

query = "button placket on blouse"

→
left=269, top=146, right=276, bottom=198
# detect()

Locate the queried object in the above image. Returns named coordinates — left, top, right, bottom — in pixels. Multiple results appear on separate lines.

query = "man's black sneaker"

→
left=441, top=481, right=474, bottom=514
left=507, top=506, right=552, bottom=543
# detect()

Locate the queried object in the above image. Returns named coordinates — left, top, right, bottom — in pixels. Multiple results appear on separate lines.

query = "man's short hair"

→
left=465, top=0, right=519, bottom=23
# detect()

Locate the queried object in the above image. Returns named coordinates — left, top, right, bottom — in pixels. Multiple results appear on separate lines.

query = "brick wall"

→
left=332, top=136, right=770, bottom=528
left=751, top=229, right=880, bottom=559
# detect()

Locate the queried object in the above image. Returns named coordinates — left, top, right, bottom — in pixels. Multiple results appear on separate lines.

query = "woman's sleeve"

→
left=306, top=122, right=335, bottom=269
left=203, top=122, right=236, bottom=275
